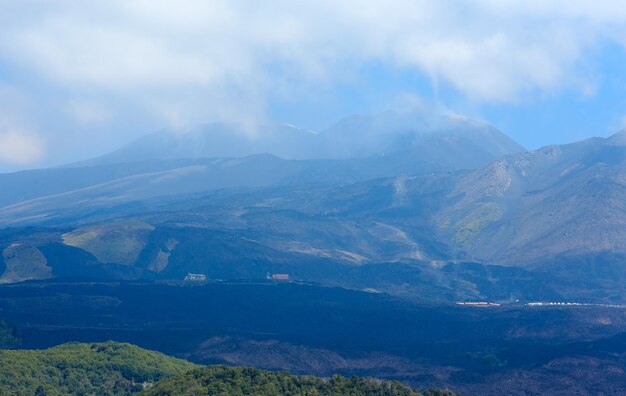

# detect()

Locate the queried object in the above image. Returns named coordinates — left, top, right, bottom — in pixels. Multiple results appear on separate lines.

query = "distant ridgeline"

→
left=0, top=342, right=456, bottom=396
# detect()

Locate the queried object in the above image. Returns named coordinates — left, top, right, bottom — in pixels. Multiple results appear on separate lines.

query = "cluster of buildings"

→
left=527, top=301, right=626, bottom=308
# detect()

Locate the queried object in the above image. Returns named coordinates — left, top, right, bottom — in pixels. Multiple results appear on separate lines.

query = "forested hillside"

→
left=0, top=342, right=455, bottom=395
left=0, top=342, right=195, bottom=395
left=140, top=365, right=455, bottom=396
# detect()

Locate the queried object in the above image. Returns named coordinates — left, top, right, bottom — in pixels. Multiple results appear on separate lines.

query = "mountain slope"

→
left=0, top=155, right=341, bottom=226
left=3, top=122, right=626, bottom=303
left=0, top=110, right=523, bottom=218
left=440, top=130, right=626, bottom=264
left=1, top=131, right=625, bottom=302
left=0, top=160, right=220, bottom=209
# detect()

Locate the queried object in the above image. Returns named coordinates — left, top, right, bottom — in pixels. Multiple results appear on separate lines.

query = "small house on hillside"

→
left=266, top=273, right=290, bottom=281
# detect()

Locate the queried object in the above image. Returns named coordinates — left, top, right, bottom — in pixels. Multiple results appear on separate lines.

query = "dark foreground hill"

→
left=0, top=341, right=454, bottom=396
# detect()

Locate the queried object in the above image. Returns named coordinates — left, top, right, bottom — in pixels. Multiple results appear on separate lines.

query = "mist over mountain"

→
left=76, top=123, right=320, bottom=165
left=319, top=111, right=523, bottom=160
left=0, top=110, right=523, bottom=221
left=77, top=109, right=523, bottom=166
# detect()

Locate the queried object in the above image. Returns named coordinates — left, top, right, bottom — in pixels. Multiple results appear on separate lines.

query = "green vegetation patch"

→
left=0, top=342, right=196, bottom=396
left=0, top=341, right=457, bottom=396
left=141, top=365, right=455, bottom=396
left=62, top=220, right=155, bottom=265
left=0, top=244, right=52, bottom=283
left=453, top=203, right=503, bottom=245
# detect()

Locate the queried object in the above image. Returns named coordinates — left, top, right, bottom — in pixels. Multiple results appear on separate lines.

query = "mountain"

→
left=0, top=158, right=269, bottom=209
left=1, top=114, right=625, bottom=396
left=319, top=110, right=523, bottom=162
left=77, top=110, right=523, bottom=167
left=439, top=129, right=626, bottom=265
left=1, top=131, right=626, bottom=302
left=4, top=114, right=626, bottom=303
left=0, top=110, right=523, bottom=219
left=0, top=157, right=316, bottom=209
left=0, top=155, right=321, bottom=226
left=77, top=123, right=320, bottom=166
left=0, top=154, right=456, bottom=227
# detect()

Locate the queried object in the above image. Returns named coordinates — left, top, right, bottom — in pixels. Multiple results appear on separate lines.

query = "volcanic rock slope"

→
left=441, top=130, right=626, bottom=265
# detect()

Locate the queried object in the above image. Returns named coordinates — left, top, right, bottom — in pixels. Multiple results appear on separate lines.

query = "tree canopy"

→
left=141, top=365, right=457, bottom=396
left=0, top=342, right=195, bottom=395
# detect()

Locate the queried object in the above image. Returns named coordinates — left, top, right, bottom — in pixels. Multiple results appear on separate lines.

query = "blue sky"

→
left=2, top=1, right=626, bottom=172
left=268, top=41, right=626, bottom=149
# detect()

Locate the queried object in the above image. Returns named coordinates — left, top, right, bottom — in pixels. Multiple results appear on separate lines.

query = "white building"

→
left=184, top=273, right=207, bottom=281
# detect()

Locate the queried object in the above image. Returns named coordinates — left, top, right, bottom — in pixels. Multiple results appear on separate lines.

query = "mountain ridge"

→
left=441, top=131, right=626, bottom=264
left=73, top=109, right=524, bottom=167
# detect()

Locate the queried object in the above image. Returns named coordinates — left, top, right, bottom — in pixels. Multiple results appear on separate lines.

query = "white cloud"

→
left=0, top=129, right=45, bottom=165
left=1, top=0, right=626, bottom=169
left=64, top=100, right=112, bottom=125
left=3, top=0, right=626, bottom=103
left=0, top=85, right=46, bottom=167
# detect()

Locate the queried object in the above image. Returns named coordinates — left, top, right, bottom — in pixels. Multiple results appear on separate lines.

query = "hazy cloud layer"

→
left=0, top=129, right=44, bottom=165
left=1, top=0, right=626, bottom=168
